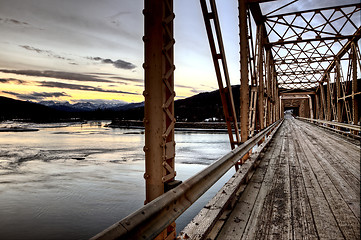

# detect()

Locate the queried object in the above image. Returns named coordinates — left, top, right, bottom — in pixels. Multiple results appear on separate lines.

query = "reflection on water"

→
left=0, top=121, right=231, bottom=240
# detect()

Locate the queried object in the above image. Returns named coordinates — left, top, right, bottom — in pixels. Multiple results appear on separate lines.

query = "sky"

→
left=0, top=0, right=359, bottom=104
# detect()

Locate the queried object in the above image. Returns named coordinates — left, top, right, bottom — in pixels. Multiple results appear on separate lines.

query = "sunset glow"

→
left=1, top=0, right=358, bottom=104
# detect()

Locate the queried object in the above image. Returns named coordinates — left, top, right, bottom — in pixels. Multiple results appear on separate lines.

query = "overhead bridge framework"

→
left=92, top=0, right=360, bottom=239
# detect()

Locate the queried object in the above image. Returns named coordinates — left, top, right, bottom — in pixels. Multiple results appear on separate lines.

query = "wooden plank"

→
left=295, top=121, right=360, bottom=219
left=187, top=116, right=359, bottom=240
left=259, top=123, right=292, bottom=240
left=216, top=126, right=285, bottom=240
left=287, top=120, right=318, bottom=239
left=243, top=122, right=295, bottom=239
left=180, top=124, right=281, bottom=240
left=289, top=120, right=344, bottom=239
left=296, top=120, right=360, bottom=179
left=293, top=119, right=360, bottom=239
left=242, top=128, right=286, bottom=240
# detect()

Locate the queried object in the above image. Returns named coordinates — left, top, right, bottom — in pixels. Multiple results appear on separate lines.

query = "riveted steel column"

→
left=257, top=25, right=265, bottom=130
left=336, top=58, right=342, bottom=125
left=315, top=94, right=320, bottom=119
left=326, top=78, right=331, bottom=121
left=143, top=0, right=176, bottom=204
left=239, top=0, right=249, bottom=142
left=351, top=42, right=359, bottom=126
left=308, top=95, right=314, bottom=119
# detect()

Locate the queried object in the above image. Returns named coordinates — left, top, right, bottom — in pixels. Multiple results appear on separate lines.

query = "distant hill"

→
left=0, top=86, right=240, bottom=122
left=39, top=100, right=128, bottom=112
left=118, top=85, right=240, bottom=122
left=0, top=96, right=66, bottom=122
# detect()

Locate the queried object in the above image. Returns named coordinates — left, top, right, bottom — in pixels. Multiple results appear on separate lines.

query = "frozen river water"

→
left=0, top=121, right=233, bottom=240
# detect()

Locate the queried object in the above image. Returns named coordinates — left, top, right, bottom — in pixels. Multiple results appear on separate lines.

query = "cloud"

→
left=175, top=84, right=194, bottom=89
left=0, top=18, right=29, bottom=26
left=19, top=45, right=73, bottom=61
left=0, top=69, right=114, bottom=83
left=88, top=57, right=136, bottom=70
left=2, top=91, right=70, bottom=101
left=38, top=81, right=139, bottom=95
left=0, top=78, right=27, bottom=84
left=110, top=76, right=143, bottom=83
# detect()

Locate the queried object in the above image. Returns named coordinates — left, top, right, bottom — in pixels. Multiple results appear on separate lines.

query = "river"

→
left=0, top=121, right=234, bottom=240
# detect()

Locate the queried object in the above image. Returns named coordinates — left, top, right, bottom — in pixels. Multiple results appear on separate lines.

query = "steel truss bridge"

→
left=91, top=0, right=360, bottom=239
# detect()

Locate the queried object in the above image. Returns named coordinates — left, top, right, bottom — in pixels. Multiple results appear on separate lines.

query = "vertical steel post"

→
left=326, top=79, right=331, bottom=121
left=351, top=42, right=359, bottom=126
left=320, top=83, right=327, bottom=120
left=144, top=1, right=177, bottom=238
left=271, top=58, right=276, bottom=123
left=239, top=0, right=249, bottom=142
left=336, top=58, right=342, bottom=125
left=315, top=94, right=320, bottom=119
left=143, top=0, right=176, bottom=204
left=266, top=55, right=271, bottom=127
left=308, top=95, right=314, bottom=119
left=276, top=87, right=281, bottom=120
left=327, top=73, right=337, bottom=120
left=257, top=25, right=264, bottom=130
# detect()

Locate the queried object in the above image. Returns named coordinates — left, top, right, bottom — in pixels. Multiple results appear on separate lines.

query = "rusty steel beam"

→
left=266, top=3, right=360, bottom=18
left=257, top=24, right=265, bottom=130
left=308, top=95, right=314, bottom=119
left=143, top=0, right=177, bottom=209
left=267, top=35, right=360, bottom=46
left=200, top=0, right=241, bottom=149
left=351, top=43, right=359, bottom=125
left=280, top=91, right=316, bottom=95
left=319, top=27, right=361, bottom=85
left=335, top=59, right=342, bottom=124
left=239, top=0, right=249, bottom=142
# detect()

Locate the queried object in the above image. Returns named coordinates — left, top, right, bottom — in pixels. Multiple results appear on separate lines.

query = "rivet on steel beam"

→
left=144, top=173, right=150, bottom=179
left=142, top=63, right=148, bottom=69
left=143, top=118, right=149, bottom=124
left=143, top=146, right=149, bottom=152
left=142, top=36, right=148, bottom=42
left=143, top=91, right=148, bottom=96
left=125, top=220, right=131, bottom=226
left=162, top=134, right=167, bottom=139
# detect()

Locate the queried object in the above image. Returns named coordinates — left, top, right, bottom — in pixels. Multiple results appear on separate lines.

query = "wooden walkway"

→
left=215, top=116, right=360, bottom=239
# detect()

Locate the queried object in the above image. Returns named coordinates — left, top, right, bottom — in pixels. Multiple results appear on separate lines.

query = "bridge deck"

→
left=216, top=117, right=360, bottom=239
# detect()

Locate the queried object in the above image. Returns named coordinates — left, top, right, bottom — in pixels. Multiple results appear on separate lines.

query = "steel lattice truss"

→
left=263, top=3, right=360, bottom=90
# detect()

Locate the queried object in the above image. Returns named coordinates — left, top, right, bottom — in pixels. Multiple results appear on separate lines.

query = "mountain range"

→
left=0, top=86, right=241, bottom=122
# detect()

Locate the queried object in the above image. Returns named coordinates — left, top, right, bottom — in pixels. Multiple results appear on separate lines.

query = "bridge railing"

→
left=90, top=119, right=283, bottom=240
left=297, top=117, right=360, bottom=139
